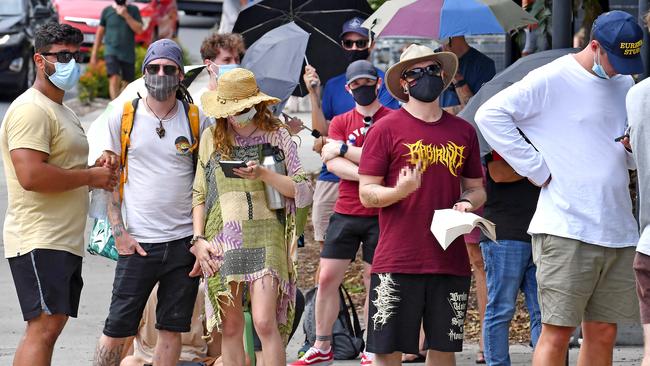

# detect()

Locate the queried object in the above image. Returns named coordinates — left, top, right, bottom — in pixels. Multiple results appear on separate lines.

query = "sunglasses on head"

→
left=40, top=51, right=82, bottom=63
left=341, top=39, right=369, bottom=49
left=402, top=64, right=442, bottom=80
left=145, top=64, right=180, bottom=76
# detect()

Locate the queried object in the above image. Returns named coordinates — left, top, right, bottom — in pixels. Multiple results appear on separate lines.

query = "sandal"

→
left=476, top=350, right=486, bottom=364
left=402, top=352, right=426, bottom=363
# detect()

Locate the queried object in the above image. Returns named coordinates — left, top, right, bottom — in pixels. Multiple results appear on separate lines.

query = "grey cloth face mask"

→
left=144, top=74, right=180, bottom=101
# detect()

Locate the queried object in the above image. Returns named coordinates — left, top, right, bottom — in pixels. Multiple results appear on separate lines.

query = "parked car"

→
left=0, top=0, right=58, bottom=95
left=177, top=0, right=222, bottom=17
left=53, top=0, right=179, bottom=55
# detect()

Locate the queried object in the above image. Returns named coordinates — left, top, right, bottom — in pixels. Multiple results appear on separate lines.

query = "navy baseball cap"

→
left=346, top=60, right=378, bottom=85
left=592, top=10, right=644, bottom=75
left=340, top=17, right=369, bottom=39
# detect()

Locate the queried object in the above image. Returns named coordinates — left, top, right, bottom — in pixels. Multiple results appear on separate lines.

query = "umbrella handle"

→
left=304, top=56, right=320, bottom=89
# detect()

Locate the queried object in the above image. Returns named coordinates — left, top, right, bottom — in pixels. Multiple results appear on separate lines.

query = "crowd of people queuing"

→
left=6, top=4, right=650, bottom=366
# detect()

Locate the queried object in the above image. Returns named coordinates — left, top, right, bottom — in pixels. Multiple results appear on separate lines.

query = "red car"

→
left=53, top=0, right=179, bottom=55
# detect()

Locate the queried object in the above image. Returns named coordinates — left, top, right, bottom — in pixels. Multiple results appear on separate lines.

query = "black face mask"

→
left=407, top=74, right=445, bottom=103
left=345, top=49, right=370, bottom=64
left=351, top=84, right=377, bottom=106
left=115, top=0, right=126, bottom=5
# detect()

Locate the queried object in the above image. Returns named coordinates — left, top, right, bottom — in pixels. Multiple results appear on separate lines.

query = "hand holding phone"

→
left=219, top=160, right=247, bottom=178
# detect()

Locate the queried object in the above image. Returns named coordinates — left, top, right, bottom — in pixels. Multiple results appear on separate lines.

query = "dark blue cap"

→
left=346, top=60, right=377, bottom=84
left=142, top=39, right=184, bottom=73
left=592, top=10, right=644, bottom=75
left=340, top=17, right=369, bottom=39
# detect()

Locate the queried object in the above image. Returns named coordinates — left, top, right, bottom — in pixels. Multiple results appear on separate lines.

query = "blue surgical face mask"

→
left=592, top=48, right=610, bottom=80
left=42, top=56, right=81, bottom=91
left=209, top=62, right=240, bottom=77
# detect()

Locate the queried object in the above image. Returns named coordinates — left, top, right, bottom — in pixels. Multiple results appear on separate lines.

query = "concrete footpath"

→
left=0, top=111, right=646, bottom=365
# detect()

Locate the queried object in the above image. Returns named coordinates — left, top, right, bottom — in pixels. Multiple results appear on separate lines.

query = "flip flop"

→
left=402, top=353, right=426, bottom=363
left=476, top=350, right=486, bottom=364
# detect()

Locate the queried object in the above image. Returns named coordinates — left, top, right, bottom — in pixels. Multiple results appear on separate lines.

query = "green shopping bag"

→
left=87, top=218, right=119, bottom=261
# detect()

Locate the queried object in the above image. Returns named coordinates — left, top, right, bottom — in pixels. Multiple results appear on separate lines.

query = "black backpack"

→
left=302, top=286, right=365, bottom=360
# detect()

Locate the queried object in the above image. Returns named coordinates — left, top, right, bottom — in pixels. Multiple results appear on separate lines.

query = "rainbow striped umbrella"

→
left=362, top=0, right=537, bottom=39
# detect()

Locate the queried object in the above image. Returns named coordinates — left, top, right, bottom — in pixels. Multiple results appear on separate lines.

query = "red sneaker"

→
left=360, top=352, right=374, bottom=365
left=288, top=347, right=334, bottom=366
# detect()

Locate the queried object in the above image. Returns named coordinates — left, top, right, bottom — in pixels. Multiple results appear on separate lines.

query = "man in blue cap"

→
left=298, top=18, right=400, bottom=365
left=476, top=10, right=643, bottom=366
left=92, top=39, right=213, bottom=366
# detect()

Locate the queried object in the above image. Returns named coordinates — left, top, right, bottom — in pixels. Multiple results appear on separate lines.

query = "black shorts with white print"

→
left=366, top=273, right=471, bottom=355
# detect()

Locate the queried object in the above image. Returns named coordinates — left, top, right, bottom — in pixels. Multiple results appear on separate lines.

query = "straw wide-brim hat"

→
left=201, top=68, right=280, bottom=119
left=385, top=44, right=459, bottom=103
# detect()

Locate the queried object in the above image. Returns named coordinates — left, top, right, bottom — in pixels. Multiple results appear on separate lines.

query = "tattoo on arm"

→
left=112, top=223, right=125, bottom=238
left=361, top=184, right=382, bottom=207
left=366, top=190, right=380, bottom=206
left=107, top=190, right=126, bottom=236
left=93, top=343, right=124, bottom=366
left=460, top=187, right=479, bottom=200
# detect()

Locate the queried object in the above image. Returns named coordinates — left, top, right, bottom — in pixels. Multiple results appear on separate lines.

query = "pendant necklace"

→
left=144, top=97, right=177, bottom=138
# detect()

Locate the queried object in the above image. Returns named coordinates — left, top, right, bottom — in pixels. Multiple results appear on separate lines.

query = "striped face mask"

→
left=144, top=74, right=180, bottom=101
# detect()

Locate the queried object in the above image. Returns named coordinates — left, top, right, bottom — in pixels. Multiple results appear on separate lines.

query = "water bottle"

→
left=89, top=189, right=109, bottom=219
left=260, top=143, right=286, bottom=210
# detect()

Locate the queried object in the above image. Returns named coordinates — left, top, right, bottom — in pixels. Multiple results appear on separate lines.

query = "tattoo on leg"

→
left=93, top=343, right=123, bottom=366
left=316, top=334, right=332, bottom=341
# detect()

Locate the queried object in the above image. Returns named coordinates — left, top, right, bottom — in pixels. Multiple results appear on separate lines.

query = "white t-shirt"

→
left=106, top=100, right=212, bottom=243
left=628, top=78, right=650, bottom=255
left=476, top=54, right=638, bottom=248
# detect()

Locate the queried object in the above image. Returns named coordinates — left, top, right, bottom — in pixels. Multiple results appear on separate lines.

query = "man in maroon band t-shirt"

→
left=358, top=44, right=486, bottom=366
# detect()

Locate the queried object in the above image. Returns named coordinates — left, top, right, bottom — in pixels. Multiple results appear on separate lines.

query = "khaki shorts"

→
left=532, top=234, right=638, bottom=327
left=311, top=180, right=339, bottom=242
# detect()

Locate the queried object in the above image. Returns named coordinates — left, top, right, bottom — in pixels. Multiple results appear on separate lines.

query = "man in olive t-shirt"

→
left=90, top=0, right=143, bottom=100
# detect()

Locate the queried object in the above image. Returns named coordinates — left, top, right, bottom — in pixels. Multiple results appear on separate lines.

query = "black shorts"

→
left=105, top=55, right=135, bottom=82
left=8, top=249, right=83, bottom=321
left=103, top=237, right=199, bottom=338
left=321, top=213, right=378, bottom=264
left=366, top=273, right=471, bottom=354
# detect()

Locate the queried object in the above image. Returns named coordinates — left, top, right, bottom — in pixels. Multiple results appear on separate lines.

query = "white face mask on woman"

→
left=230, top=107, right=257, bottom=128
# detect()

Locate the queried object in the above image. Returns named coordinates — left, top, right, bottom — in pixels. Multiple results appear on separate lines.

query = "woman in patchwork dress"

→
left=191, top=68, right=312, bottom=366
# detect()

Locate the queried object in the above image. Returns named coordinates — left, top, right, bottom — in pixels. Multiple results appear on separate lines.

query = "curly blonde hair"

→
left=212, top=101, right=285, bottom=158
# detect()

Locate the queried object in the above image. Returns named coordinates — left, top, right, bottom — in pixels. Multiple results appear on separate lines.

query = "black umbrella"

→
left=233, top=0, right=373, bottom=97
left=458, top=48, right=579, bottom=157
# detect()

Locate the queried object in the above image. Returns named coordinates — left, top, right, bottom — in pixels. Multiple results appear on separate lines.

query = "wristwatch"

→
left=339, top=143, right=349, bottom=157
left=190, top=235, right=206, bottom=246
left=454, top=79, right=468, bottom=88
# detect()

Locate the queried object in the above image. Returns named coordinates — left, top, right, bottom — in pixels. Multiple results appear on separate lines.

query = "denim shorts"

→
left=103, top=236, right=199, bottom=338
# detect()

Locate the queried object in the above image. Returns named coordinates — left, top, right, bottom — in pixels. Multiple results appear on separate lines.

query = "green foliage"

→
left=78, top=60, right=109, bottom=103
left=343, top=280, right=365, bottom=295
left=134, top=45, right=148, bottom=79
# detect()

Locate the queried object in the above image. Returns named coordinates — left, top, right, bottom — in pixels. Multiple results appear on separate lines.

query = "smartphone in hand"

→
left=219, top=160, right=247, bottom=178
